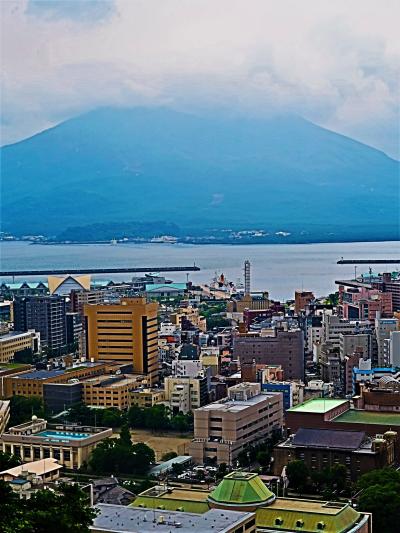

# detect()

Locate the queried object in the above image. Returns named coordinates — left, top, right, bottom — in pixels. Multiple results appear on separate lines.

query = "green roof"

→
left=256, top=499, right=363, bottom=533
left=288, top=398, right=348, bottom=414
left=333, top=409, right=400, bottom=426
left=208, top=471, right=275, bottom=507
left=132, top=487, right=209, bottom=514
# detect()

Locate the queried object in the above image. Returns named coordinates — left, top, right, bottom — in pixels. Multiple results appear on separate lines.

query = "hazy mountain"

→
left=1, top=107, right=398, bottom=238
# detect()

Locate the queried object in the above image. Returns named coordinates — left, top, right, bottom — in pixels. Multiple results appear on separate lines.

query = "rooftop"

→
left=290, top=428, right=366, bottom=450
left=149, top=456, right=192, bottom=476
left=288, top=398, right=348, bottom=414
left=257, top=498, right=364, bottom=533
left=208, top=471, right=275, bottom=507
left=198, top=392, right=277, bottom=413
left=333, top=409, right=400, bottom=426
left=0, top=458, right=62, bottom=478
left=92, top=505, right=253, bottom=533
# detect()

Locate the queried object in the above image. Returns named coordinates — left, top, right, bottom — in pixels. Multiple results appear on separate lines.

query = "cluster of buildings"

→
left=1, top=264, right=400, bottom=531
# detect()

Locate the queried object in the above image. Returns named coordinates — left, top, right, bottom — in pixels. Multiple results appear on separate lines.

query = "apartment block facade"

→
left=84, top=297, right=159, bottom=383
left=189, top=383, right=283, bottom=465
left=13, top=295, right=67, bottom=350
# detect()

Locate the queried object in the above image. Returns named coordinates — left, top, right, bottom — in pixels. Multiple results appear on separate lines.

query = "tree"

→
left=162, top=451, right=178, bottom=461
left=286, top=460, right=309, bottom=493
left=0, top=451, right=21, bottom=471
left=217, top=463, right=228, bottom=480
left=89, top=438, right=155, bottom=476
left=0, top=480, right=96, bottom=533
left=127, top=405, right=145, bottom=428
left=171, top=462, right=184, bottom=476
left=119, top=423, right=132, bottom=447
left=256, top=450, right=271, bottom=468
left=8, top=396, right=45, bottom=427
left=357, top=468, right=400, bottom=533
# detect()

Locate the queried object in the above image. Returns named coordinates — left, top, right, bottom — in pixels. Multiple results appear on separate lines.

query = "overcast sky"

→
left=1, top=0, right=399, bottom=157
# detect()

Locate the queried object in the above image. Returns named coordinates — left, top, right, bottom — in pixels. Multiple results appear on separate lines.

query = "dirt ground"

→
left=129, top=429, right=193, bottom=460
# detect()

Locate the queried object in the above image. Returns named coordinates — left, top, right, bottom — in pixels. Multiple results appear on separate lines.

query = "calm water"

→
left=1, top=241, right=398, bottom=301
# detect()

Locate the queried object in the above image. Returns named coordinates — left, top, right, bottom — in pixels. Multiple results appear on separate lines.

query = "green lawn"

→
left=334, top=409, right=400, bottom=426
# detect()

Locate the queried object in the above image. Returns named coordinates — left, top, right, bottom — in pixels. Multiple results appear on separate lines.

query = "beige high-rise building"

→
left=84, top=297, right=159, bottom=383
left=189, top=382, right=283, bottom=465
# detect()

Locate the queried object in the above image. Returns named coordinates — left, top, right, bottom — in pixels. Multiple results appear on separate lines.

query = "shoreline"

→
left=2, top=237, right=399, bottom=247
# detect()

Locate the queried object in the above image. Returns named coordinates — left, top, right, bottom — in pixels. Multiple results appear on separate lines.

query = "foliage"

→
left=65, top=403, right=125, bottom=428
left=357, top=468, right=400, bottom=533
left=171, top=462, right=184, bottom=476
left=8, top=396, right=45, bottom=427
left=0, top=480, right=96, bottom=533
left=217, top=462, right=228, bottom=480
left=161, top=451, right=178, bottom=461
left=286, top=460, right=309, bottom=493
left=325, top=292, right=339, bottom=306
left=127, top=404, right=193, bottom=433
left=89, top=434, right=155, bottom=476
left=310, top=464, right=347, bottom=497
left=0, top=451, right=21, bottom=471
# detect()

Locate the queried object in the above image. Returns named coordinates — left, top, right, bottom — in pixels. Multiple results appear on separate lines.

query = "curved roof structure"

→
left=208, top=471, right=275, bottom=508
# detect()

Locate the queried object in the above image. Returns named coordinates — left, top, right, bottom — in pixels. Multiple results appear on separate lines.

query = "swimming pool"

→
left=36, top=430, right=90, bottom=440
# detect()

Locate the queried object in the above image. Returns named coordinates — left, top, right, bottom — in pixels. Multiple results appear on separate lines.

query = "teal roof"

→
left=145, top=283, right=186, bottom=291
left=288, top=398, right=348, bottom=414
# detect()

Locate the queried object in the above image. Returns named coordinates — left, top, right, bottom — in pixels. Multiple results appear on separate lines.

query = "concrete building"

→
left=273, top=427, right=397, bottom=482
left=388, top=330, right=400, bottom=367
left=0, top=330, right=40, bottom=364
left=91, top=504, right=256, bottom=533
left=294, top=290, right=314, bottom=315
left=66, top=312, right=83, bottom=346
left=130, top=471, right=371, bottom=533
left=322, top=314, right=369, bottom=349
left=82, top=373, right=143, bottom=410
left=234, top=329, right=304, bottom=380
left=339, top=333, right=371, bottom=360
left=286, top=397, right=400, bottom=460
left=0, top=400, right=10, bottom=433
left=164, top=375, right=208, bottom=414
left=130, top=388, right=165, bottom=408
left=375, top=315, right=398, bottom=366
left=71, top=289, right=106, bottom=316
left=84, top=297, right=159, bottom=384
left=13, top=295, right=67, bottom=351
left=189, top=383, right=283, bottom=465
left=0, top=417, right=112, bottom=469
left=1, top=361, right=116, bottom=399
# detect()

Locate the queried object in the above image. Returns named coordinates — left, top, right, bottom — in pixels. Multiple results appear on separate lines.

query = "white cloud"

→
left=1, top=0, right=399, bottom=157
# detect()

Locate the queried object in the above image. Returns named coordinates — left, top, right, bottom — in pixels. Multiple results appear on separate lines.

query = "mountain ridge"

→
left=1, top=106, right=398, bottom=236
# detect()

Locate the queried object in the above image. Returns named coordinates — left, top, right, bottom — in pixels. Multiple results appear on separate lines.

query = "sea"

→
left=0, top=241, right=398, bottom=301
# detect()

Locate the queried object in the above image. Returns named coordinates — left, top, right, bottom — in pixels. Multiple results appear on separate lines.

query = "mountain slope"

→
left=1, top=107, right=398, bottom=236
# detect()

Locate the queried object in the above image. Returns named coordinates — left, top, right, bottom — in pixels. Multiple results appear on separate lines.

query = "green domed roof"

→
left=208, top=471, right=275, bottom=508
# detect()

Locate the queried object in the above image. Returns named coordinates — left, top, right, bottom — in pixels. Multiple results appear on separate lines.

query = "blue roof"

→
left=17, top=369, right=66, bottom=380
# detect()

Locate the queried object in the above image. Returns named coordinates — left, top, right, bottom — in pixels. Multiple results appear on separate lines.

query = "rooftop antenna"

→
left=244, top=260, right=251, bottom=295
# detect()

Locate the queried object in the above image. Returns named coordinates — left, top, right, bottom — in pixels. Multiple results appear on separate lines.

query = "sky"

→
left=1, top=0, right=399, bottom=158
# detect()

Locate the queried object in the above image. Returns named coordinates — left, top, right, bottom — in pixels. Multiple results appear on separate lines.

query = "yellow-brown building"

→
left=1, top=362, right=117, bottom=399
left=82, top=373, right=144, bottom=410
left=130, top=388, right=165, bottom=408
left=0, top=331, right=40, bottom=364
left=84, top=297, right=159, bottom=384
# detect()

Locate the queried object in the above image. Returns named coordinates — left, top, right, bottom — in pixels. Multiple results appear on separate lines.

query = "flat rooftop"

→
left=92, top=505, right=252, bottom=533
left=333, top=409, right=400, bottom=426
left=288, top=398, right=348, bottom=414
left=268, top=498, right=348, bottom=515
left=13, top=362, right=104, bottom=380
left=199, top=393, right=277, bottom=413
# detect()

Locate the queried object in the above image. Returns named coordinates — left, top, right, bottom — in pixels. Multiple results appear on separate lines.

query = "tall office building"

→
left=84, top=297, right=159, bottom=383
left=13, top=296, right=67, bottom=351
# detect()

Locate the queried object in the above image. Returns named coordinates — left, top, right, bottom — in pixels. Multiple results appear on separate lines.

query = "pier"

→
left=0, top=265, right=200, bottom=277
left=337, top=259, right=399, bottom=265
